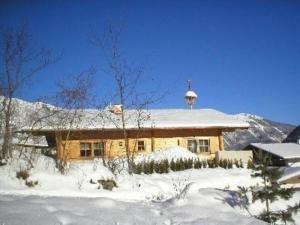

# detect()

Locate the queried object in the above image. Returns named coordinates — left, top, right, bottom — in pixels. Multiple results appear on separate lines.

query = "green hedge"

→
left=132, top=157, right=250, bottom=174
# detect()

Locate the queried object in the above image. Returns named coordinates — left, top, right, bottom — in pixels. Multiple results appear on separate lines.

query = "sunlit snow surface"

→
left=0, top=148, right=299, bottom=224
left=0, top=188, right=267, bottom=225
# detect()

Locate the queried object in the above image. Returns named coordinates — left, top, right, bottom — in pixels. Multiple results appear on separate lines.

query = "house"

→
left=248, top=143, right=300, bottom=166
left=278, top=167, right=300, bottom=188
left=25, top=108, right=249, bottom=161
left=16, top=135, right=52, bottom=156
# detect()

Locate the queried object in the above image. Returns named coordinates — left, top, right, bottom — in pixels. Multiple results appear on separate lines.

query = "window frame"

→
left=93, top=142, right=105, bottom=157
left=80, top=142, right=92, bottom=158
left=186, top=138, right=210, bottom=154
left=198, top=139, right=210, bottom=153
left=137, top=140, right=145, bottom=151
left=187, top=139, right=198, bottom=153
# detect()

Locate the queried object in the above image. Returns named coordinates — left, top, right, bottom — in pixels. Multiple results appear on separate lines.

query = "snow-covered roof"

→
left=27, top=108, right=249, bottom=131
left=185, top=90, right=197, bottom=98
left=0, top=136, right=48, bottom=147
left=17, top=136, right=48, bottom=147
left=278, top=167, right=300, bottom=183
left=250, top=143, right=300, bottom=160
left=148, top=109, right=249, bottom=128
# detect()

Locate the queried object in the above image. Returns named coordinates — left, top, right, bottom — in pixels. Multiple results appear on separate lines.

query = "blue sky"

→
left=1, top=0, right=300, bottom=125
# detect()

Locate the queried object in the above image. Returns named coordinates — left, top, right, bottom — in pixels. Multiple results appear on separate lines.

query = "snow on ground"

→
left=0, top=149, right=300, bottom=224
left=0, top=148, right=258, bottom=200
left=0, top=188, right=267, bottom=225
left=0, top=155, right=257, bottom=200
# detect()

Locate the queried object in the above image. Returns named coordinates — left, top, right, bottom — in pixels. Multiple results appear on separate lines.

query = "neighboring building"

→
left=25, top=108, right=249, bottom=161
left=278, top=167, right=300, bottom=188
left=248, top=143, right=300, bottom=166
left=282, top=125, right=300, bottom=144
left=16, top=135, right=51, bottom=155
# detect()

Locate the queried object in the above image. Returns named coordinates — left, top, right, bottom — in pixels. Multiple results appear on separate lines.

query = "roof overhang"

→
left=250, top=143, right=300, bottom=160
left=20, top=125, right=248, bottom=135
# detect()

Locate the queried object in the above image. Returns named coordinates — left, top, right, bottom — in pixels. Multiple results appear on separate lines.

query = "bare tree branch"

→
left=0, top=24, right=58, bottom=160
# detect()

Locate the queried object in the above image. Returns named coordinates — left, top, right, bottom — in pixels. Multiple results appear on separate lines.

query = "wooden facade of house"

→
left=34, top=127, right=234, bottom=161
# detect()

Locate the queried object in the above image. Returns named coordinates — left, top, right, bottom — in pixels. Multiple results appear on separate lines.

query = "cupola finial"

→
left=184, top=80, right=197, bottom=110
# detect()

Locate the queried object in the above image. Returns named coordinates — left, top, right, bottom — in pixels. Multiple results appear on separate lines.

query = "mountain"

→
left=1, top=97, right=296, bottom=149
left=282, top=125, right=300, bottom=144
left=0, top=96, right=57, bottom=130
left=223, top=113, right=296, bottom=150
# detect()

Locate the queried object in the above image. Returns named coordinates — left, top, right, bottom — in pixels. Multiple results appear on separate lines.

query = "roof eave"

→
left=20, top=125, right=249, bottom=134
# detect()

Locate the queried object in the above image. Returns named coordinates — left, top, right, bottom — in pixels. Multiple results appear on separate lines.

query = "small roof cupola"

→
left=185, top=80, right=197, bottom=109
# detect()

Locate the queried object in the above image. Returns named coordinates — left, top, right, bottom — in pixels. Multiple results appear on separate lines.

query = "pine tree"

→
left=234, top=159, right=240, bottom=168
left=223, top=159, right=229, bottom=169
left=194, top=159, right=202, bottom=169
left=194, top=159, right=199, bottom=169
left=184, top=159, right=189, bottom=169
left=202, top=160, right=207, bottom=168
left=228, top=159, right=233, bottom=169
left=199, top=160, right=203, bottom=169
left=207, top=159, right=215, bottom=168
left=170, top=159, right=176, bottom=171
left=214, top=158, right=219, bottom=168
left=239, top=159, right=244, bottom=168
left=132, top=163, right=137, bottom=173
left=179, top=158, right=185, bottom=171
left=163, top=159, right=169, bottom=173
left=154, top=162, right=160, bottom=173
left=239, top=153, right=300, bottom=224
left=158, top=161, right=164, bottom=174
left=175, top=159, right=181, bottom=171
left=247, top=159, right=254, bottom=169
left=133, top=163, right=143, bottom=174
left=149, top=160, right=154, bottom=174
left=136, top=164, right=143, bottom=174
left=185, top=158, right=193, bottom=169
left=143, top=162, right=149, bottom=174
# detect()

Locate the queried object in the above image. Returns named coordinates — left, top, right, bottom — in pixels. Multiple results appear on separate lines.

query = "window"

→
left=187, top=139, right=197, bottom=153
left=137, top=140, right=145, bottom=151
left=80, top=143, right=91, bottom=157
left=187, top=139, right=210, bottom=153
left=199, top=139, right=210, bottom=153
left=94, top=142, right=105, bottom=157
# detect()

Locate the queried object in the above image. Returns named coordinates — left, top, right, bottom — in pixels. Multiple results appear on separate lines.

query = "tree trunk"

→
left=1, top=97, right=13, bottom=159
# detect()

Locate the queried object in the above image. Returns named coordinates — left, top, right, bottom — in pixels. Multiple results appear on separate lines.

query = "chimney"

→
left=109, top=104, right=123, bottom=114
left=298, top=138, right=300, bottom=145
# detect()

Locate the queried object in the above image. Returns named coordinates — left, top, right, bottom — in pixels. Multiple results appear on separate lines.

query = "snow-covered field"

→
left=0, top=188, right=266, bottom=225
left=0, top=148, right=299, bottom=224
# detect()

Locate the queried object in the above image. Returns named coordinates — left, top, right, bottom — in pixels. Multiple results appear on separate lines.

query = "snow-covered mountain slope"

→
left=224, top=113, right=296, bottom=150
left=0, top=96, right=57, bottom=130
left=283, top=125, right=300, bottom=143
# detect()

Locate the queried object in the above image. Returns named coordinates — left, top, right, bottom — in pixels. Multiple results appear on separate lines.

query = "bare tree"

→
left=91, top=23, right=164, bottom=174
left=48, top=69, right=95, bottom=174
left=0, top=24, right=56, bottom=160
